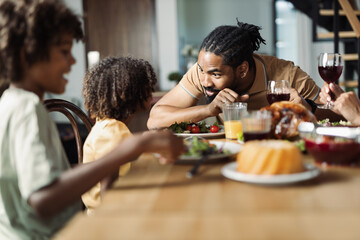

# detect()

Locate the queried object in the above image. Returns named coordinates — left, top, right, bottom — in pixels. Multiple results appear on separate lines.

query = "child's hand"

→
left=142, top=130, right=185, bottom=164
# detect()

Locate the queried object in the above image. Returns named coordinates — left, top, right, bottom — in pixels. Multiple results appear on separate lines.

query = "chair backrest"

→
left=44, top=99, right=93, bottom=164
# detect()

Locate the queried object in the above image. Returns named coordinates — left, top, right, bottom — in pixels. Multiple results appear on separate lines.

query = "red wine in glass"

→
left=318, top=53, right=343, bottom=109
left=266, top=93, right=290, bottom=105
left=266, top=80, right=290, bottom=105
left=243, top=131, right=270, bottom=142
left=318, top=66, right=343, bottom=84
left=318, top=66, right=343, bottom=101
left=242, top=110, right=272, bottom=142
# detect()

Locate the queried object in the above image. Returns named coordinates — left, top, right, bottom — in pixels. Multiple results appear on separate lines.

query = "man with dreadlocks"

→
left=147, top=21, right=323, bottom=129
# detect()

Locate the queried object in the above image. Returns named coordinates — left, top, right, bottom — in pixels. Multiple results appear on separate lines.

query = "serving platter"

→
left=221, top=162, right=320, bottom=185
left=175, top=125, right=225, bottom=138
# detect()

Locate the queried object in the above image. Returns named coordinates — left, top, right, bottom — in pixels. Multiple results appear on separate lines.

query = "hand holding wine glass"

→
left=318, top=53, right=343, bottom=109
left=266, top=79, right=290, bottom=105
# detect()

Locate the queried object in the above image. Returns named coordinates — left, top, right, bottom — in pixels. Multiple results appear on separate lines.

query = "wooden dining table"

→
left=53, top=139, right=360, bottom=240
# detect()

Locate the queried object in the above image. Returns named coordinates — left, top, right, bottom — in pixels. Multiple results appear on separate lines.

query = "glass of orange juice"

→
left=222, top=102, right=247, bottom=140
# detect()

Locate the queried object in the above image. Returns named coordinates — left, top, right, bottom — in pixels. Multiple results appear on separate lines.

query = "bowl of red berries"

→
left=302, top=132, right=360, bottom=166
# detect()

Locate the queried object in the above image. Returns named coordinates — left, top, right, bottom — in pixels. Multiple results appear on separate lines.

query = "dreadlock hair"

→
left=200, top=20, right=266, bottom=70
left=0, top=0, right=83, bottom=88
left=82, top=56, right=157, bottom=122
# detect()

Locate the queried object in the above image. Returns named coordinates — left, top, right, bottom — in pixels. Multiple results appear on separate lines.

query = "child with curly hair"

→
left=81, top=56, right=158, bottom=213
left=0, top=0, right=183, bottom=238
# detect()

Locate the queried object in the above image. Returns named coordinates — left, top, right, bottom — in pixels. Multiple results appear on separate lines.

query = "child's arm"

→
left=100, top=171, right=119, bottom=197
left=27, top=130, right=184, bottom=218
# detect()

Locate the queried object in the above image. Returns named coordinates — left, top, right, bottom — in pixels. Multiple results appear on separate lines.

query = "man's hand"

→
left=207, top=88, right=249, bottom=116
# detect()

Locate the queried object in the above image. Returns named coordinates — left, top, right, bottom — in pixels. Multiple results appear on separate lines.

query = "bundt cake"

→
left=236, top=140, right=305, bottom=175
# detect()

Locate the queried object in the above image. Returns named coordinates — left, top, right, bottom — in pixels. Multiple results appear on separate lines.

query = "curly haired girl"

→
left=81, top=56, right=158, bottom=213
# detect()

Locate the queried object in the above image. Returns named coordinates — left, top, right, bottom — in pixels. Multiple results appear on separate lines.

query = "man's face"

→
left=197, top=50, right=239, bottom=103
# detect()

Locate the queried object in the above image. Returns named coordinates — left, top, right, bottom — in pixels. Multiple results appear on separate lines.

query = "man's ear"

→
left=236, top=61, right=249, bottom=79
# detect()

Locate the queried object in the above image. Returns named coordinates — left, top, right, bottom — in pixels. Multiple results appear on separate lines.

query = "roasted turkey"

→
left=260, top=101, right=316, bottom=139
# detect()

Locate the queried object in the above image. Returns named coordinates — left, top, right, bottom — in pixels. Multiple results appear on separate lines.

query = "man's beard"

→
left=203, top=86, right=221, bottom=104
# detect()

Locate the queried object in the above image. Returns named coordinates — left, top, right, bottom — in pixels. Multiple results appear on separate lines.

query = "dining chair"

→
left=44, top=99, right=93, bottom=164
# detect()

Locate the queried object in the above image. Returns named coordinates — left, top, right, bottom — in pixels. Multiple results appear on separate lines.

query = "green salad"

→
left=184, top=136, right=230, bottom=157
left=318, top=118, right=352, bottom=127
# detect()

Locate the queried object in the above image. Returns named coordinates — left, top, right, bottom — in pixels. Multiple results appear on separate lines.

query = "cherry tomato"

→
left=210, top=125, right=219, bottom=133
left=191, top=126, right=200, bottom=133
left=185, top=125, right=192, bottom=131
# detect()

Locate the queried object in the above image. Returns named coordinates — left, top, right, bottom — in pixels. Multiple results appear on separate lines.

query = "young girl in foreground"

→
left=81, top=56, right=158, bottom=213
left=0, top=0, right=183, bottom=239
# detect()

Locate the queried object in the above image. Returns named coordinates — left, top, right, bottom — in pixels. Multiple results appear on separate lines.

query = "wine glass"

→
left=318, top=53, right=343, bottom=109
left=266, top=80, right=290, bottom=105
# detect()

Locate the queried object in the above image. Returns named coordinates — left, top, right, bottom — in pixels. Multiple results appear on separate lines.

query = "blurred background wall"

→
left=54, top=0, right=340, bottom=121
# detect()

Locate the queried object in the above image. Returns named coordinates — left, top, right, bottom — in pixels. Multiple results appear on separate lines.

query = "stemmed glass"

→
left=318, top=53, right=343, bottom=109
left=266, top=80, right=290, bottom=105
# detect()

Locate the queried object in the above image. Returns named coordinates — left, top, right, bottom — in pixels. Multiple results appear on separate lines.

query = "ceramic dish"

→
left=177, top=140, right=241, bottom=163
left=221, top=162, right=320, bottom=185
left=175, top=125, right=225, bottom=138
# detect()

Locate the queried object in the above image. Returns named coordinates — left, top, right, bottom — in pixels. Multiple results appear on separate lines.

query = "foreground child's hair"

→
left=0, top=0, right=83, bottom=86
left=82, top=56, right=157, bottom=121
